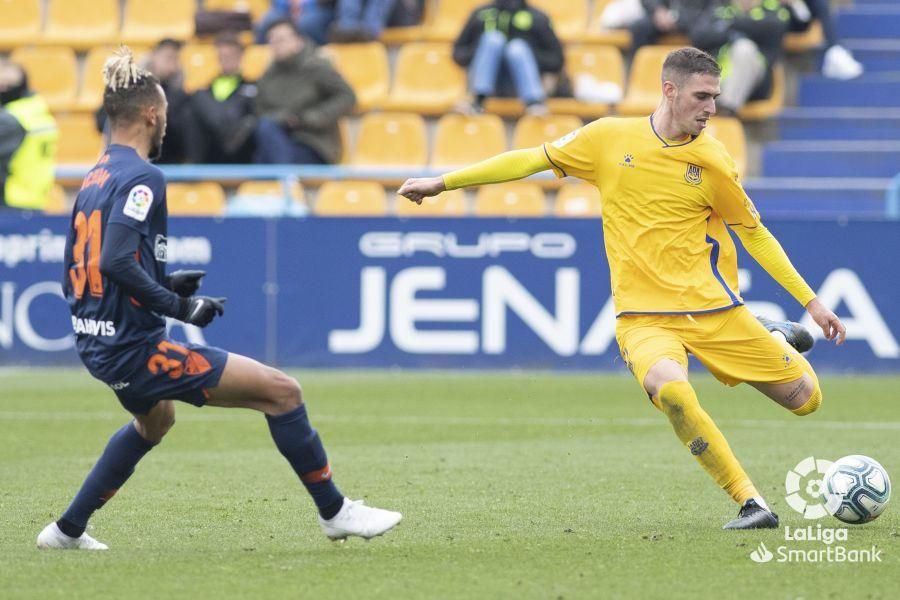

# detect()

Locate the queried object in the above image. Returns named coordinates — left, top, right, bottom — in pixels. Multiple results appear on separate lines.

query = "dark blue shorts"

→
left=101, top=338, right=229, bottom=415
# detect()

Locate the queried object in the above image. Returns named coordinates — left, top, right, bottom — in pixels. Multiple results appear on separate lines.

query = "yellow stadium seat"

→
left=528, top=0, right=588, bottom=42
left=585, top=0, right=632, bottom=48
left=167, top=182, right=226, bottom=216
left=475, top=183, right=545, bottom=217
left=432, top=114, right=506, bottom=168
left=45, top=184, right=71, bottom=215
left=0, top=0, right=41, bottom=49
left=181, top=44, right=219, bottom=93
left=204, top=0, right=270, bottom=21
left=739, top=64, right=785, bottom=121
left=10, top=47, right=78, bottom=112
left=396, top=188, right=468, bottom=217
left=77, top=45, right=151, bottom=112
left=547, top=45, right=624, bottom=117
left=235, top=179, right=306, bottom=204
left=427, top=0, right=482, bottom=42
left=618, top=45, right=677, bottom=116
left=241, top=44, right=272, bottom=81
left=386, top=43, right=466, bottom=114
left=122, top=0, right=195, bottom=45
left=42, top=0, right=120, bottom=50
left=321, top=42, right=389, bottom=111
left=56, top=114, right=104, bottom=165
left=705, top=117, right=747, bottom=178
left=555, top=182, right=602, bottom=217
left=315, top=181, right=387, bottom=216
left=352, top=112, right=428, bottom=167
left=512, top=114, right=582, bottom=149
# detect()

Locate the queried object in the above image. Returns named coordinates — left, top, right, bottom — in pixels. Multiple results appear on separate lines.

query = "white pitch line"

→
left=0, top=411, right=898, bottom=431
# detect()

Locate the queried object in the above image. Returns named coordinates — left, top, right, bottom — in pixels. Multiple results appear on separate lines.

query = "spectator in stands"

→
left=255, top=1, right=337, bottom=46
left=96, top=39, right=190, bottom=164
left=0, top=61, right=57, bottom=211
left=630, top=0, right=713, bottom=51
left=329, top=0, right=400, bottom=42
left=783, top=0, right=864, bottom=80
left=184, top=33, right=257, bottom=164
left=692, top=0, right=790, bottom=116
left=254, top=19, right=355, bottom=165
left=453, top=0, right=565, bottom=116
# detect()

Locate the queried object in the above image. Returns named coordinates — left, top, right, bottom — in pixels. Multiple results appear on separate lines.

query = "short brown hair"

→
left=661, top=47, right=721, bottom=84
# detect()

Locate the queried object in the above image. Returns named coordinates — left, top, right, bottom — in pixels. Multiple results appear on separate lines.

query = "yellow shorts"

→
left=615, top=306, right=810, bottom=388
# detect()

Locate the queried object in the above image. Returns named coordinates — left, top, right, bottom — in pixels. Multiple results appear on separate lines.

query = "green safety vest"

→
left=4, top=95, right=57, bottom=210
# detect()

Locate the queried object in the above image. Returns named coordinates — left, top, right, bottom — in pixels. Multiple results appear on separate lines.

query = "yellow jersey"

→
left=544, top=116, right=764, bottom=316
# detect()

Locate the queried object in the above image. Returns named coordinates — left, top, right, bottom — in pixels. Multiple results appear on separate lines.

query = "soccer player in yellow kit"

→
left=399, top=47, right=847, bottom=529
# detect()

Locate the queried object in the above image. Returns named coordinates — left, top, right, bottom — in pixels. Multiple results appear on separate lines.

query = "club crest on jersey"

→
left=123, top=184, right=154, bottom=221
left=154, top=234, right=168, bottom=263
left=618, top=154, right=635, bottom=168
left=684, top=163, right=703, bottom=185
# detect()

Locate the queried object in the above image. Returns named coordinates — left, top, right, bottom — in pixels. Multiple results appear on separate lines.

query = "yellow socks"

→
left=653, top=380, right=758, bottom=505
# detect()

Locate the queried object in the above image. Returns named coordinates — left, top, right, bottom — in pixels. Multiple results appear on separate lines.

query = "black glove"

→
left=178, top=296, right=226, bottom=328
left=166, top=270, right=206, bottom=297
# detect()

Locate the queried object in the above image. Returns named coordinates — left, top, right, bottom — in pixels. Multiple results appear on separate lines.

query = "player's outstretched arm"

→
left=99, top=224, right=225, bottom=327
left=731, top=225, right=846, bottom=345
left=398, top=146, right=552, bottom=205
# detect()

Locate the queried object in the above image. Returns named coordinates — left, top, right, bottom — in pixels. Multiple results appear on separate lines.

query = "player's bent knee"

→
left=266, top=371, right=302, bottom=415
left=654, top=380, right=697, bottom=416
left=791, top=379, right=822, bottom=416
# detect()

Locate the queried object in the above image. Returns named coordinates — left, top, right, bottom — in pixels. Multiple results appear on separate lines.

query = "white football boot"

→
left=36, top=522, right=108, bottom=550
left=823, top=45, right=864, bottom=80
left=318, top=498, right=402, bottom=540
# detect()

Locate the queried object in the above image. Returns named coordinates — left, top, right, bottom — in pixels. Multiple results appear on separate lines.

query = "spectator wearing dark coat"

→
left=691, top=0, right=790, bottom=115
left=453, top=0, right=565, bottom=115
left=630, top=0, right=714, bottom=51
left=254, top=19, right=356, bottom=165
left=184, top=33, right=257, bottom=164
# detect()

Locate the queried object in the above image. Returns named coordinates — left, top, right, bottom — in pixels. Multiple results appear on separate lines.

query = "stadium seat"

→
left=474, top=183, right=545, bottom=217
left=352, top=112, right=428, bottom=167
left=122, top=0, right=195, bottom=45
left=584, top=0, right=632, bottom=48
left=204, top=0, right=270, bottom=21
left=555, top=182, right=602, bottom=217
left=705, top=117, right=747, bottom=178
left=513, top=114, right=583, bottom=149
left=432, top=114, right=506, bottom=168
left=427, top=0, right=482, bottom=42
left=43, top=184, right=70, bottom=215
left=396, top=188, right=468, bottom=217
left=528, top=0, right=588, bottom=41
left=321, top=43, right=389, bottom=111
left=618, top=45, right=677, bottom=116
left=167, top=182, right=226, bottom=216
left=181, top=44, right=220, bottom=93
left=56, top=114, right=104, bottom=165
left=235, top=179, right=306, bottom=204
left=548, top=44, right=624, bottom=116
left=241, top=45, right=272, bottom=81
left=386, top=43, right=466, bottom=114
left=9, top=47, right=78, bottom=112
left=42, top=0, right=120, bottom=50
left=0, top=0, right=41, bottom=49
left=315, top=181, right=387, bottom=216
left=739, top=64, right=785, bottom=121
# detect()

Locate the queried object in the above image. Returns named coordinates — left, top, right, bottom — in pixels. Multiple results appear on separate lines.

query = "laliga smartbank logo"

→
left=747, top=456, right=883, bottom=564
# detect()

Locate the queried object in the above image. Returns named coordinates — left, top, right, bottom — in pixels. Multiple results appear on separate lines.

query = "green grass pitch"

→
left=1, top=369, right=898, bottom=599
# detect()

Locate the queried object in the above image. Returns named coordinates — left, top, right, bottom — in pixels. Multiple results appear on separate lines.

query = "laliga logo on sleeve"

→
left=785, top=456, right=834, bottom=519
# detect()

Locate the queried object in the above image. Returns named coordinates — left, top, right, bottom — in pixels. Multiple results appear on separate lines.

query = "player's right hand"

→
left=806, top=297, right=846, bottom=345
left=182, top=296, right=226, bottom=328
left=167, top=270, right=206, bottom=297
left=398, top=176, right=446, bottom=205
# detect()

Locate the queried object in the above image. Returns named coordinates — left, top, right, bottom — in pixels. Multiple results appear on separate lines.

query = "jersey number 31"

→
left=70, top=210, right=104, bottom=299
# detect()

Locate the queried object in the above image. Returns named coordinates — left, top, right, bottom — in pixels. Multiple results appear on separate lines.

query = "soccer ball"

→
left=823, top=455, right=891, bottom=524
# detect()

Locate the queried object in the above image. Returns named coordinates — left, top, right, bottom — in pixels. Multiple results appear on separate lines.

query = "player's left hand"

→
left=398, top=177, right=446, bottom=205
left=806, top=297, right=846, bottom=345
left=167, top=270, right=206, bottom=297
